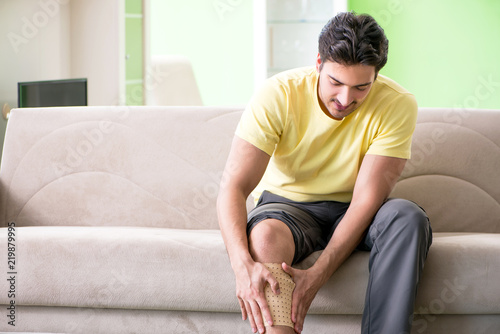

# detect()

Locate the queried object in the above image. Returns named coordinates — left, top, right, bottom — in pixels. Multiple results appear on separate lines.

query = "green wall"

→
left=349, top=0, right=500, bottom=109
left=125, top=0, right=144, bottom=105
left=150, top=0, right=254, bottom=106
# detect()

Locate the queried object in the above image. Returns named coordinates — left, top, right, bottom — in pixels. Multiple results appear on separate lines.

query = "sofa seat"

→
left=5, top=226, right=235, bottom=312
left=4, top=226, right=499, bottom=317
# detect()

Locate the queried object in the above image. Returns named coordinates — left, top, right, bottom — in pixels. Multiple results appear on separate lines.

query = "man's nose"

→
left=337, top=86, right=354, bottom=106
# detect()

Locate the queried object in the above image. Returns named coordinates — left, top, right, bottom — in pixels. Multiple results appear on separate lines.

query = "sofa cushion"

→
left=0, top=226, right=237, bottom=311
left=305, top=232, right=500, bottom=315
left=1, top=226, right=499, bottom=316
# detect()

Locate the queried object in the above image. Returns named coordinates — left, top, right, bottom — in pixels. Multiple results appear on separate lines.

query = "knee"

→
left=248, top=219, right=295, bottom=263
left=386, top=199, right=432, bottom=244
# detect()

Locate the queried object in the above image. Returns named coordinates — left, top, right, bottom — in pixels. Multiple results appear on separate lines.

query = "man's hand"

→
left=216, top=136, right=274, bottom=332
left=235, top=261, right=281, bottom=333
left=282, top=263, right=323, bottom=334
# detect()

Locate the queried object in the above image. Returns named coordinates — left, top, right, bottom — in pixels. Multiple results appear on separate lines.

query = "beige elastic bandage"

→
left=262, top=263, right=296, bottom=329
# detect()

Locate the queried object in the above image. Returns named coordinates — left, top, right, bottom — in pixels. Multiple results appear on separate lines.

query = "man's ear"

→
left=316, top=53, right=322, bottom=72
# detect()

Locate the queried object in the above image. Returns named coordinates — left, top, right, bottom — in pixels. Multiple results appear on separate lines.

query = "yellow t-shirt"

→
left=236, top=66, right=418, bottom=204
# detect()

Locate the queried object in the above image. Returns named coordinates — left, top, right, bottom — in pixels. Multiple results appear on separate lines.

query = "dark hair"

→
left=318, top=12, right=388, bottom=73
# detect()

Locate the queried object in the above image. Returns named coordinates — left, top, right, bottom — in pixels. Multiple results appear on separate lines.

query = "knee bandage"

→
left=262, top=263, right=295, bottom=328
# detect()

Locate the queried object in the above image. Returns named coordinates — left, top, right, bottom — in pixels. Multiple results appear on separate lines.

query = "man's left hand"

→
left=282, top=262, right=323, bottom=334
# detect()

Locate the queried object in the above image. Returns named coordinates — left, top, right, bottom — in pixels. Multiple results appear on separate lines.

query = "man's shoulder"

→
left=368, top=74, right=417, bottom=111
left=374, top=74, right=413, bottom=97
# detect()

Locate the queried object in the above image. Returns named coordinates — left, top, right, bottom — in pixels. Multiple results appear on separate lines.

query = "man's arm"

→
left=217, top=135, right=278, bottom=333
left=283, top=154, right=406, bottom=333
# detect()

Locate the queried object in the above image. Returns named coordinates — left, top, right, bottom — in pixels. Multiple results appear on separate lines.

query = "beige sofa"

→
left=0, top=106, right=499, bottom=334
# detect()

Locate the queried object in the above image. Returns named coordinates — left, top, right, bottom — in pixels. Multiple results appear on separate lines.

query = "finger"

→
left=249, top=300, right=266, bottom=333
left=290, top=288, right=300, bottom=324
left=257, top=295, right=274, bottom=328
left=265, top=271, right=281, bottom=295
left=238, top=298, right=247, bottom=321
left=295, top=322, right=303, bottom=334
left=294, top=309, right=305, bottom=334
left=293, top=300, right=303, bottom=331
left=293, top=295, right=307, bottom=334
left=281, top=262, right=295, bottom=280
left=244, top=300, right=258, bottom=333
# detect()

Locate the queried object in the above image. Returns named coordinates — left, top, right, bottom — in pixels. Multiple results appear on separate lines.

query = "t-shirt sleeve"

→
left=366, top=93, right=418, bottom=159
left=235, top=79, right=286, bottom=156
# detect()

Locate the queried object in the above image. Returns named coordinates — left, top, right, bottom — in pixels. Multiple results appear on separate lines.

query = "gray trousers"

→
left=359, top=198, right=432, bottom=333
left=247, top=191, right=433, bottom=334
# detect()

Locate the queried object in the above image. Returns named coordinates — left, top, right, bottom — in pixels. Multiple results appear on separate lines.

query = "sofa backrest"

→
left=1, top=107, right=499, bottom=232
left=0, top=106, right=246, bottom=229
left=391, top=108, right=500, bottom=232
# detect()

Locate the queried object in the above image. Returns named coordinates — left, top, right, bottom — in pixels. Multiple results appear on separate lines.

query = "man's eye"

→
left=357, top=86, right=368, bottom=91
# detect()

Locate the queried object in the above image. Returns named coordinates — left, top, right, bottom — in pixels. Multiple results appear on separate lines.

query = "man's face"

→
left=316, top=55, right=376, bottom=120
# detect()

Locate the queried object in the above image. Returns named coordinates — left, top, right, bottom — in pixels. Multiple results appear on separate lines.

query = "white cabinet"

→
left=253, top=0, right=347, bottom=87
left=70, top=0, right=149, bottom=106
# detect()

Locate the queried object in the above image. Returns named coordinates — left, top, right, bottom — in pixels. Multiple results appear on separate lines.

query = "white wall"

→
left=0, top=0, right=123, bottom=107
left=70, top=0, right=123, bottom=106
left=0, top=0, right=125, bottom=164
left=0, top=0, right=72, bottom=161
left=0, top=0, right=72, bottom=107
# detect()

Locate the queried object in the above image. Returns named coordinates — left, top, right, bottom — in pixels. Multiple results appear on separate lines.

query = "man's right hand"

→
left=216, top=136, right=275, bottom=332
left=235, top=260, right=281, bottom=333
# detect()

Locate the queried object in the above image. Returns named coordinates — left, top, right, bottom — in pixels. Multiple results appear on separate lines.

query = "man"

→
left=217, top=12, right=432, bottom=334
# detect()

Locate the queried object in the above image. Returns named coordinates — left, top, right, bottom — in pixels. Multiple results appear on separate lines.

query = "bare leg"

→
left=248, top=219, right=296, bottom=334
